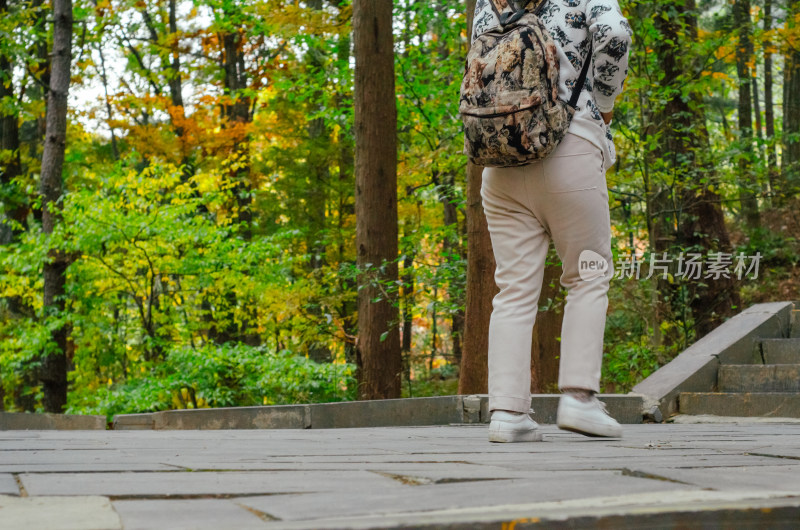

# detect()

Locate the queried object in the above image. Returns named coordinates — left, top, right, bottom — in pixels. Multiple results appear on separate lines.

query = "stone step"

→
left=759, top=338, right=800, bottom=364
left=679, top=392, right=800, bottom=417
left=718, top=364, right=800, bottom=392
left=113, top=394, right=646, bottom=430
left=0, top=412, right=106, bottom=430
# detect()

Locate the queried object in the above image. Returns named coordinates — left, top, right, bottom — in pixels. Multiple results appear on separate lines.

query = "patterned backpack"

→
left=460, top=0, right=591, bottom=167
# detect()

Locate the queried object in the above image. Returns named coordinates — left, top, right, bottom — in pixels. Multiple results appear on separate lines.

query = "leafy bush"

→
left=66, top=343, right=356, bottom=421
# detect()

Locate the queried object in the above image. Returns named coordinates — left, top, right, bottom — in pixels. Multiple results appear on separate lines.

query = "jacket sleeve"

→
left=585, top=0, right=632, bottom=113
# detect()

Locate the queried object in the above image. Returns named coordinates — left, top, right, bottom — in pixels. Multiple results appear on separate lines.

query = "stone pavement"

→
left=2, top=423, right=800, bottom=529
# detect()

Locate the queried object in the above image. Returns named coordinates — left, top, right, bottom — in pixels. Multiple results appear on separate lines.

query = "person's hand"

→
left=601, top=111, right=613, bottom=125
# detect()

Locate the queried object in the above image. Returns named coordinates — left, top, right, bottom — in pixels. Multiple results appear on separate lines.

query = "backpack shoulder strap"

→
left=489, top=0, right=524, bottom=24
left=487, top=0, right=506, bottom=18
left=569, top=42, right=593, bottom=108
left=493, top=1, right=548, bottom=27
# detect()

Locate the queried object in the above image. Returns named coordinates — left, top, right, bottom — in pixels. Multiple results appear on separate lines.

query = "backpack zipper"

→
left=461, top=104, right=539, bottom=119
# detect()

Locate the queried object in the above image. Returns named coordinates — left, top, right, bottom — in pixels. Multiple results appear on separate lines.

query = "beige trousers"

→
left=480, top=133, right=613, bottom=414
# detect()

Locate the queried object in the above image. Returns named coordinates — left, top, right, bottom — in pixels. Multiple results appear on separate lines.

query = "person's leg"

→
left=528, top=133, right=621, bottom=438
left=481, top=164, right=550, bottom=415
left=531, top=133, right=612, bottom=394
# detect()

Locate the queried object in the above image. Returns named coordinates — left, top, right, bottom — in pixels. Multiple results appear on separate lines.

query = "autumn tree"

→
left=458, top=0, right=496, bottom=395
left=648, top=0, right=740, bottom=338
left=733, top=0, right=759, bottom=227
left=785, top=0, right=800, bottom=189
left=352, top=0, right=402, bottom=399
left=0, top=0, right=28, bottom=249
left=39, top=0, right=73, bottom=412
left=763, top=0, right=778, bottom=196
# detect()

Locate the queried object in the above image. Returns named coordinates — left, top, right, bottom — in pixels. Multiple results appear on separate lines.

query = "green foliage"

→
left=1, top=157, right=354, bottom=411
left=601, top=331, right=678, bottom=393
left=66, top=343, right=356, bottom=420
left=401, top=368, right=459, bottom=399
left=736, top=227, right=798, bottom=266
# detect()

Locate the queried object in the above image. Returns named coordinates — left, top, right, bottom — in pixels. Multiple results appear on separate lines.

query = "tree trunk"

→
left=221, top=5, right=253, bottom=238
left=733, top=0, right=759, bottom=228
left=653, top=0, right=740, bottom=339
left=458, top=0, right=496, bottom=395
left=401, top=250, right=415, bottom=371
left=0, top=0, right=27, bottom=243
left=39, top=0, right=73, bottom=413
left=166, top=0, right=191, bottom=172
left=335, top=14, right=357, bottom=366
left=353, top=0, right=402, bottom=399
left=458, top=160, right=497, bottom=395
left=438, top=170, right=464, bottom=366
left=752, top=77, right=763, bottom=161
left=784, top=1, right=800, bottom=192
left=27, top=0, right=49, bottom=226
left=530, top=257, right=563, bottom=393
left=167, top=0, right=184, bottom=111
left=431, top=2, right=466, bottom=368
left=5, top=0, right=44, bottom=410
left=763, top=0, right=778, bottom=198
left=213, top=6, right=257, bottom=345
left=304, top=0, right=333, bottom=363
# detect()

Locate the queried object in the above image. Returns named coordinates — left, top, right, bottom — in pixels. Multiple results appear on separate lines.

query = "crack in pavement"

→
left=107, top=492, right=307, bottom=501
left=234, top=502, right=282, bottom=521
left=13, top=474, right=28, bottom=497
left=371, top=471, right=508, bottom=486
left=745, top=452, right=800, bottom=461
left=620, top=468, right=697, bottom=486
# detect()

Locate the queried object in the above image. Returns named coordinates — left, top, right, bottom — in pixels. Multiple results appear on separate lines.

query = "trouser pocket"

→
left=543, top=144, right=603, bottom=194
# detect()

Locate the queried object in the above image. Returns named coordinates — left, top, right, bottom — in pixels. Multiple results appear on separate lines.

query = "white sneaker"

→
left=488, top=409, right=543, bottom=443
left=556, top=394, right=623, bottom=438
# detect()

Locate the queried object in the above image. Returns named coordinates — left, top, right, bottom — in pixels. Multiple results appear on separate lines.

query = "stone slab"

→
left=0, top=450, right=159, bottom=466
left=19, top=470, right=402, bottom=497
left=153, top=404, right=311, bottom=430
left=237, top=471, right=700, bottom=523
left=0, top=473, right=18, bottom=495
left=671, top=414, right=800, bottom=424
left=635, top=464, right=800, bottom=491
left=719, top=364, right=800, bottom=392
left=308, top=396, right=465, bottom=428
left=760, top=338, right=800, bottom=364
left=473, top=452, right=790, bottom=472
left=261, top=490, right=800, bottom=530
left=0, top=464, right=180, bottom=473
left=633, top=302, right=794, bottom=418
left=0, top=495, right=121, bottom=530
left=111, top=413, right=155, bottom=430
left=113, top=396, right=470, bottom=431
left=0, top=412, right=106, bottom=431
left=679, top=392, right=800, bottom=417
left=113, top=499, right=269, bottom=530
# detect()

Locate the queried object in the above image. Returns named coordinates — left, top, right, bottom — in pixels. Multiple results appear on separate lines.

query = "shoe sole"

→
left=557, top=423, right=621, bottom=438
left=488, top=430, right=543, bottom=443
